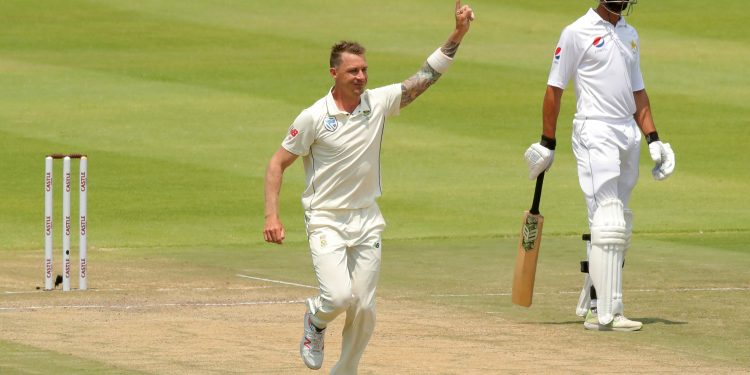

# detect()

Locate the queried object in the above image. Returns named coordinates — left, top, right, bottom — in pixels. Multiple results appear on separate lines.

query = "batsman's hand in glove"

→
left=648, top=140, right=675, bottom=180
left=524, top=135, right=556, bottom=180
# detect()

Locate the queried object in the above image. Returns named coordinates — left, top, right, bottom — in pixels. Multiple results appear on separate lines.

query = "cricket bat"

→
left=511, top=172, right=545, bottom=307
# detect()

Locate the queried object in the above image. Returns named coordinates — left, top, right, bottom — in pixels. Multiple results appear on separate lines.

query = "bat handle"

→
left=529, top=172, right=544, bottom=215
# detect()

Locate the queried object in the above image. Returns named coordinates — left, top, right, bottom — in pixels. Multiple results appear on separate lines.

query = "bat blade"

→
left=511, top=210, right=544, bottom=307
left=511, top=172, right=545, bottom=307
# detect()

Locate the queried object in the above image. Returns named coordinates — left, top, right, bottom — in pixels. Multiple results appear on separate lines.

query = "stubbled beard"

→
left=604, top=1, right=629, bottom=13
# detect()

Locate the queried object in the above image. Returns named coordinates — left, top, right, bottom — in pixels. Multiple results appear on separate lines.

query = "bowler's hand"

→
left=264, top=215, right=285, bottom=244
left=455, top=0, right=475, bottom=35
left=649, top=141, right=675, bottom=180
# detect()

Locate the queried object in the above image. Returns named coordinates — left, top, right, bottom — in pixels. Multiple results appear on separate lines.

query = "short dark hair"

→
left=330, top=41, right=366, bottom=68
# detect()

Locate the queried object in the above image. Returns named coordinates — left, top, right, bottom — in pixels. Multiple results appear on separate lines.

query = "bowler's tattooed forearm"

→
left=400, top=62, right=442, bottom=108
left=400, top=39, right=461, bottom=108
left=441, top=41, right=460, bottom=58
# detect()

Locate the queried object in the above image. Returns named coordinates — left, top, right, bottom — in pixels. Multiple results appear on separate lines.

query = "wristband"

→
left=645, top=131, right=660, bottom=144
left=540, top=134, right=556, bottom=150
left=426, top=48, right=454, bottom=74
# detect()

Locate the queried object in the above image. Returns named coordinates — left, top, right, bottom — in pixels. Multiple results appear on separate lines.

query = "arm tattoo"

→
left=400, top=62, right=442, bottom=108
left=441, top=41, right=460, bottom=58
left=399, top=39, right=460, bottom=108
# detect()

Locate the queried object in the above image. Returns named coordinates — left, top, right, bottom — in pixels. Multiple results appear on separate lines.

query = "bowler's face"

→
left=331, top=52, right=368, bottom=98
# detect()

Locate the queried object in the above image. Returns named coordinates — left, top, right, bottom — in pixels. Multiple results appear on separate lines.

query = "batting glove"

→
left=647, top=132, right=675, bottom=181
left=524, top=135, right=556, bottom=180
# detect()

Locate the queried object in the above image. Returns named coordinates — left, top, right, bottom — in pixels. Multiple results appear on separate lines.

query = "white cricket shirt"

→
left=282, top=84, right=402, bottom=210
left=548, top=8, right=645, bottom=121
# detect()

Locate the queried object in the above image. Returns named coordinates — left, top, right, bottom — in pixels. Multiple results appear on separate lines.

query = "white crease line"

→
left=432, top=293, right=511, bottom=297
left=4, top=290, right=45, bottom=295
left=0, top=299, right=305, bottom=311
left=236, top=274, right=317, bottom=289
left=154, top=286, right=273, bottom=292
left=431, top=287, right=750, bottom=298
left=3, top=288, right=125, bottom=295
left=3, top=286, right=276, bottom=295
left=636, top=287, right=750, bottom=292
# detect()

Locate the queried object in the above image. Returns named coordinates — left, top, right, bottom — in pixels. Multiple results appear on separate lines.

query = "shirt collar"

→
left=325, top=87, right=371, bottom=117
left=586, top=8, right=629, bottom=27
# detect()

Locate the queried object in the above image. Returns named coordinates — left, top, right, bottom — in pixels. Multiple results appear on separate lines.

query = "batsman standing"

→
left=263, top=1, right=474, bottom=372
left=524, top=0, right=675, bottom=331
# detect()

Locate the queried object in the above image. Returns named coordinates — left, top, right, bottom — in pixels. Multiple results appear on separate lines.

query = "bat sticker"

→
left=522, top=216, right=539, bottom=251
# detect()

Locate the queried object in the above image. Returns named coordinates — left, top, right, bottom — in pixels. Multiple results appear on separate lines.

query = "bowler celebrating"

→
left=264, top=1, right=474, bottom=373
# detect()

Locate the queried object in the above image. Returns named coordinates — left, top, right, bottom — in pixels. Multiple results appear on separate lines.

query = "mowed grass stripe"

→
left=0, top=1, right=748, bottom=371
left=0, top=56, right=302, bottom=171
left=1, top=1, right=748, bottom=244
left=0, top=340, right=148, bottom=375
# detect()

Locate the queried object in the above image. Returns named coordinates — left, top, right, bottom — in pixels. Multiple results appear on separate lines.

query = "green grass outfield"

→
left=1, top=0, right=749, bottom=372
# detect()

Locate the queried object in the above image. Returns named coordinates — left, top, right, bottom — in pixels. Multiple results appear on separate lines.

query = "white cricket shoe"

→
left=583, top=309, right=601, bottom=331
left=584, top=310, right=642, bottom=332
left=611, top=314, right=643, bottom=331
left=300, top=311, right=325, bottom=369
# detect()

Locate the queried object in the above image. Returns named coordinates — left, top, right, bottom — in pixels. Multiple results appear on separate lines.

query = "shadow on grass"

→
left=531, top=320, right=583, bottom=325
left=638, top=317, right=687, bottom=325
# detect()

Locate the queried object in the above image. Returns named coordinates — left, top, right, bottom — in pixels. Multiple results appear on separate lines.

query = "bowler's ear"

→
left=329, top=67, right=337, bottom=79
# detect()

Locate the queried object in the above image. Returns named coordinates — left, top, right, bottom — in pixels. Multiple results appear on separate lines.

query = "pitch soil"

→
left=1, top=273, right=745, bottom=375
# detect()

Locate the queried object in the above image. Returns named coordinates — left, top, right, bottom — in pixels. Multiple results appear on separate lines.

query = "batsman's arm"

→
left=633, top=89, right=657, bottom=136
left=634, top=89, right=675, bottom=179
left=542, top=85, right=563, bottom=140
left=263, top=147, right=298, bottom=244
left=524, top=85, right=562, bottom=179
left=400, top=0, right=474, bottom=108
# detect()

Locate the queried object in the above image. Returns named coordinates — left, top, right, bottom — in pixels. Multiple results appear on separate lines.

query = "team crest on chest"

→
left=324, top=116, right=338, bottom=132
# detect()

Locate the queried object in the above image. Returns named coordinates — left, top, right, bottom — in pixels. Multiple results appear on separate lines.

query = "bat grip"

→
left=529, top=172, right=544, bottom=215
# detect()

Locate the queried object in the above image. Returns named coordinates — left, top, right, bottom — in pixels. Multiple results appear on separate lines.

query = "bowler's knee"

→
left=327, top=290, right=355, bottom=312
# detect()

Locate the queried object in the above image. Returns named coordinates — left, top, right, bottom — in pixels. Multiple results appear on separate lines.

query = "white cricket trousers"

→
left=304, top=204, right=385, bottom=375
left=572, top=117, right=641, bottom=224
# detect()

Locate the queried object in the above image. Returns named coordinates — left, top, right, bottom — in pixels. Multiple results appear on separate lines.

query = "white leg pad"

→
left=576, top=274, right=593, bottom=317
left=589, top=199, right=627, bottom=325
left=575, top=240, right=592, bottom=317
left=613, top=209, right=634, bottom=316
left=623, top=209, right=633, bottom=251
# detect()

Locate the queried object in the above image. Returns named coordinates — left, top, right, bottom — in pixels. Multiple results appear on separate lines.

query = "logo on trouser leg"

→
left=374, top=242, right=380, bottom=249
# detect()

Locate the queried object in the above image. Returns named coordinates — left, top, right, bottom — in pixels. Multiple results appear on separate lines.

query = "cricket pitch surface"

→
left=2, top=254, right=745, bottom=374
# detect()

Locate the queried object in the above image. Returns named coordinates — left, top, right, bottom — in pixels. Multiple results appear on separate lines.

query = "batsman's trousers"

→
left=304, top=204, right=385, bottom=375
left=572, top=117, right=641, bottom=224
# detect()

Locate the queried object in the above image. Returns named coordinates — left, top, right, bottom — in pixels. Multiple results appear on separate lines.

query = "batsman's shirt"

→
left=282, top=84, right=402, bottom=210
left=548, top=8, right=645, bottom=121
